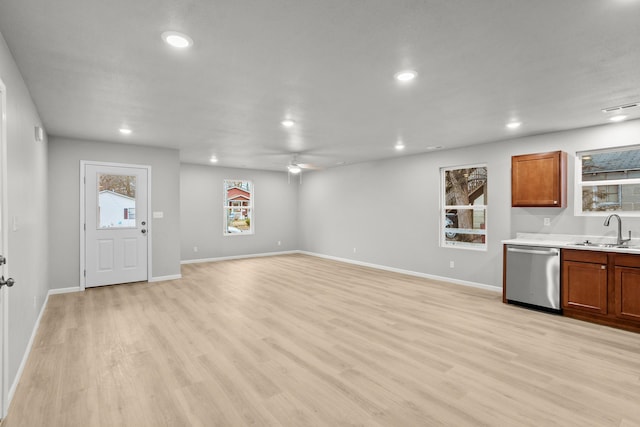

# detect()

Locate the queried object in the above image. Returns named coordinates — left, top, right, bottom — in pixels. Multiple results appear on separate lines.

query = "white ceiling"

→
left=0, top=0, right=639, bottom=171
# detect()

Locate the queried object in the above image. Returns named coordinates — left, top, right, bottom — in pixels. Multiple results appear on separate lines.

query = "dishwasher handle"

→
left=507, top=247, right=559, bottom=256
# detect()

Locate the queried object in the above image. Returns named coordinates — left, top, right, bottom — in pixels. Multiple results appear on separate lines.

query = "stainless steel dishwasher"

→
left=505, top=244, right=561, bottom=312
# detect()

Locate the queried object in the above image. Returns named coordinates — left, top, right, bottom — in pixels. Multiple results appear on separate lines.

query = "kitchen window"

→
left=224, top=179, right=254, bottom=235
left=440, top=164, right=487, bottom=250
left=576, top=145, right=640, bottom=216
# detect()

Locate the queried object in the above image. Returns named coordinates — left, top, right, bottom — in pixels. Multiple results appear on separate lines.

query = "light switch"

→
left=153, top=211, right=164, bottom=219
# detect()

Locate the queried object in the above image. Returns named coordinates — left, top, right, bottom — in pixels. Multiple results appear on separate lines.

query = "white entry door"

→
left=83, top=162, right=150, bottom=288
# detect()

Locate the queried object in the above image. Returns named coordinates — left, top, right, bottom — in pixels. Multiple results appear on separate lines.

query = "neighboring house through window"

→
left=224, top=180, right=254, bottom=235
left=577, top=145, right=640, bottom=216
left=124, top=208, right=135, bottom=220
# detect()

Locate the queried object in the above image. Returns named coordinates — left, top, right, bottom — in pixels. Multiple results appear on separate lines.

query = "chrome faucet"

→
left=603, top=214, right=631, bottom=245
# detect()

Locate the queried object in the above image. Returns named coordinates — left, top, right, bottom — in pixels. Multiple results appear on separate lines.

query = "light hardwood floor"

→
left=2, top=254, right=640, bottom=426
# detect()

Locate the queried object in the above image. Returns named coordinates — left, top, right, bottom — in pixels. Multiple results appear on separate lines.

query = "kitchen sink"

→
left=572, top=242, right=640, bottom=249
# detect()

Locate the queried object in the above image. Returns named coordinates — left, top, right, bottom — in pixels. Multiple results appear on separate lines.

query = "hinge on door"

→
left=84, top=270, right=86, bottom=277
left=84, top=223, right=86, bottom=231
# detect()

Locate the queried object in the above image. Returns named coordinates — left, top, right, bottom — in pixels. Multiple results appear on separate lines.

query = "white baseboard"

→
left=149, top=274, right=182, bottom=282
left=299, top=251, right=501, bottom=293
left=9, top=286, right=84, bottom=402
left=181, top=250, right=300, bottom=265
left=8, top=290, right=51, bottom=405
left=48, top=286, right=82, bottom=295
left=181, top=249, right=500, bottom=292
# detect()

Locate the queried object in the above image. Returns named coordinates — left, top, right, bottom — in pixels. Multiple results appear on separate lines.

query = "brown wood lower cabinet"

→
left=562, top=260, right=608, bottom=314
left=562, top=249, right=640, bottom=333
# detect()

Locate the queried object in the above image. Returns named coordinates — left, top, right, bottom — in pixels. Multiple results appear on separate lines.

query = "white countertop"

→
left=502, top=233, right=640, bottom=254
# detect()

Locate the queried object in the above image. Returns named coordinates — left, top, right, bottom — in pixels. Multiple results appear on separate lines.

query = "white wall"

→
left=48, top=137, right=181, bottom=288
left=0, top=32, right=49, bottom=397
left=299, top=119, right=640, bottom=289
left=180, top=163, right=298, bottom=261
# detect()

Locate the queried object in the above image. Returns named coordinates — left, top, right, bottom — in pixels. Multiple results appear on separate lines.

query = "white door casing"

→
left=81, top=162, right=151, bottom=288
left=0, top=77, right=9, bottom=419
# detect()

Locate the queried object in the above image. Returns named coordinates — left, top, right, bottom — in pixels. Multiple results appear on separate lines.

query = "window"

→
left=576, top=145, right=640, bottom=216
left=224, top=180, right=254, bottom=235
left=124, top=208, right=135, bottom=220
left=97, top=173, right=136, bottom=228
left=441, top=165, right=487, bottom=250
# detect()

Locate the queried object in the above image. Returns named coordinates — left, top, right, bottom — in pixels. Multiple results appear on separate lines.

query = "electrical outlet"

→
left=543, top=217, right=551, bottom=226
left=277, top=241, right=281, bottom=246
left=353, top=247, right=357, bottom=253
left=449, top=261, right=455, bottom=268
left=193, top=246, right=198, bottom=253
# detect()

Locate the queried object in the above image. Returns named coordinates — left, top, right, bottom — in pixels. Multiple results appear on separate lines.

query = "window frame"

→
left=575, top=145, right=640, bottom=217
left=440, top=163, right=488, bottom=251
left=223, top=179, right=255, bottom=236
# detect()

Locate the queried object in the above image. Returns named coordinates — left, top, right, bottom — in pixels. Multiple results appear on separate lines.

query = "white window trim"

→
left=223, top=179, right=255, bottom=236
left=440, top=164, right=488, bottom=251
left=574, top=146, right=640, bottom=217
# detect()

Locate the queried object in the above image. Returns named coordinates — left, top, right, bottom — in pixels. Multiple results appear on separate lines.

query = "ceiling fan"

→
left=287, top=154, right=320, bottom=183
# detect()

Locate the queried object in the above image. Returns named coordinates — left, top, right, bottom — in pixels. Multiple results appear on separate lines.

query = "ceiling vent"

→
left=601, top=102, right=639, bottom=113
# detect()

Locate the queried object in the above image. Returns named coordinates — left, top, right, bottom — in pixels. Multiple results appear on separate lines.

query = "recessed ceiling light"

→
left=161, top=31, right=193, bottom=48
left=394, top=70, right=417, bottom=82
left=395, top=141, right=405, bottom=150
left=281, top=119, right=295, bottom=128
left=506, top=121, right=522, bottom=130
left=209, top=156, right=218, bottom=163
left=609, top=114, right=627, bottom=122
left=119, top=128, right=132, bottom=135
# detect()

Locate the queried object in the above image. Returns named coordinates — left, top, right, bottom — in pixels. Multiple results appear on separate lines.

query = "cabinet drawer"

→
left=562, top=249, right=608, bottom=264
left=614, top=254, right=640, bottom=268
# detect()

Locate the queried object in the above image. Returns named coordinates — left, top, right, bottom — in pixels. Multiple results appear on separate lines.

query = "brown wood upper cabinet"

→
left=512, top=151, right=567, bottom=207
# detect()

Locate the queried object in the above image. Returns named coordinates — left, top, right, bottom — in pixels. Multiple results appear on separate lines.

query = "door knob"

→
left=141, top=229, right=147, bottom=234
left=0, top=276, right=14, bottom=288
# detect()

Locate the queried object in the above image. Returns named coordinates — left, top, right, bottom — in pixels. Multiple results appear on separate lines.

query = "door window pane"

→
left=98, top=174, right=137, bottom=228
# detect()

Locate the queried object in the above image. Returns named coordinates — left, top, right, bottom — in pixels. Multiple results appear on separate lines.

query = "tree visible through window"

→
left=224, top=180, right=254, bottom=235
left=441, top=165, right=487, bottom=249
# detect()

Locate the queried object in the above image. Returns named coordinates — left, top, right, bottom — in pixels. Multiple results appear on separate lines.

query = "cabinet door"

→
left=512, top=151, right=566, bottom=207
left=562, top=261, right=608, bottom=314
left=615, top=267, right=640, bottom=321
